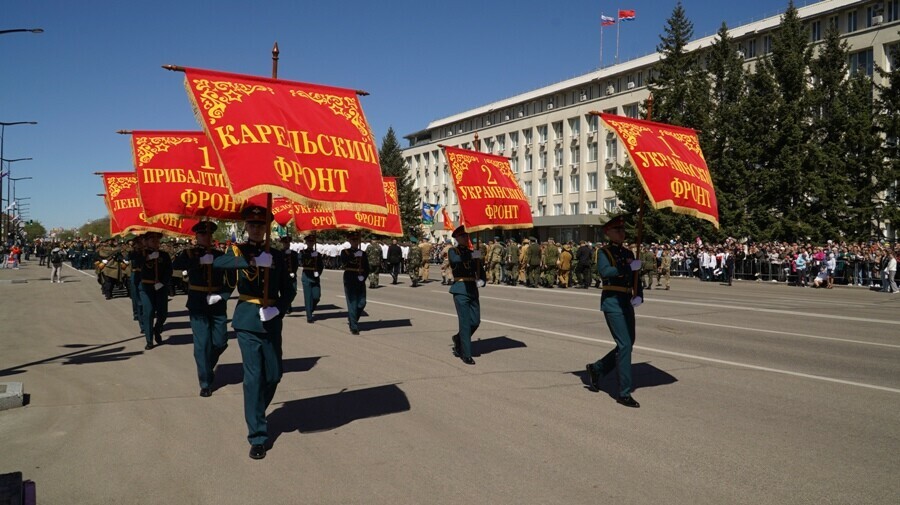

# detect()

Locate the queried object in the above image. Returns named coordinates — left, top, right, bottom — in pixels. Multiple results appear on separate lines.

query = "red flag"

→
left=179, top=67, right=387, bottom=213
left=271, top=197, right=296, bottom=227
left=291, top=201, right=338, bottom=232
left=601, top=15, right=616, bottom=26
left=100, top=172, right=198, bottom=237
left=618, top=9, right=636, bottom=20
left=598, top=113, right=719, bottom=228
left=131, top=131, right=266, bottom=221
left=333, top=177, right=403, bottom=236
left=442, top=207, right=454, bottom=231
left=442, top=146, right=533, bottom=233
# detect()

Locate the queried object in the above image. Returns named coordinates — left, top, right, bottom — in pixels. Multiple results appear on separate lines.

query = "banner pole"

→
left=632, top=94, right=653, bottom=297
left=262, top=41, right=279, bottom=308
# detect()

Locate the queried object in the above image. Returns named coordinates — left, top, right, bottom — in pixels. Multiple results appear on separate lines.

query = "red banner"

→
left=291, top=201, right=338, bottom=232
left=442, top=207, right=454, bottom=231
left=443, top=146, right=533, bottom=233
left=179, top=67, right=387, bottom=213
left=272, top=197, right=295, bottom=227
left=599, top=113, right=719, bottom=228
left=131, top=131, right=266, bottom=221
left=101, top=172, right=198, bottom=237
left=333, top=177, right=402, bottom=236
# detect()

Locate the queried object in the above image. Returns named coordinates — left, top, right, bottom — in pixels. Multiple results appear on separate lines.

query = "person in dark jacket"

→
left=386, top=238, right=403, bottom=284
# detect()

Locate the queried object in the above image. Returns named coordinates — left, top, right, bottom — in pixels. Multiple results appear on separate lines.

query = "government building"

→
left=402, top=0, right=900, bottom=243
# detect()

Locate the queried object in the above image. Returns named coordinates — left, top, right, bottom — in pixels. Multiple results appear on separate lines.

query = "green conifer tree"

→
left=379, top=127, right=422, bottom=240
left=875, top=37, right=900, bottom=240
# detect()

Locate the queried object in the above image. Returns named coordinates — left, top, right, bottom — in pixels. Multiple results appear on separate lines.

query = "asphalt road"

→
left=1, top=262, right=898, bottom=505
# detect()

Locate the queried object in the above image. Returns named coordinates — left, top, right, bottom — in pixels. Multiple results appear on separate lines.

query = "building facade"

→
left=403, top=0, right=900, bottom=243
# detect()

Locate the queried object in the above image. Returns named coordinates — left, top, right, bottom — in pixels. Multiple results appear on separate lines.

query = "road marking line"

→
left=353, top=297, right=900, bottom=394
left=65, top=264, right=96, bottom=278
left=472, top=294, right=900, bottom=349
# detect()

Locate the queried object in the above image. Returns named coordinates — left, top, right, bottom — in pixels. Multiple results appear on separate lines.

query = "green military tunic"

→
left=214, top=241, right=292, bottom=447
left=407, top=243, right=423, bottom=287
left=366, top=242, right=382, bottom=288
left=341, top=246, right=370, bottom=333
left=448, top=246, right=486, bottom=362
left=588, top=244, right=643, bottom=397
left=135, top=248, right=172, bottom=347
left=298, top=247, right=324, bottom=322
left=543, top=241, right=560, bottom=287
left=283, top=246, right=299, bottom=313
left=172, top=246, right=230, bottom=390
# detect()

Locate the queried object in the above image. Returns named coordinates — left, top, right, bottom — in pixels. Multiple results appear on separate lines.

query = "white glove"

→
left=254, top=252, right=273, bottom=268
left=101, top=259, right=109, bottom=265
left=199, top=253, right=214, bottom=265
left=631, top=295, right=643, bottom=307
left=121, top=260, right=129, bottom=264
left=206, top=293, right=222, bottom=305
left=147, top=251, right=159, bottom=260
left=154, top=282, right=164, bottom=291
left=289, top=273, right=296, bottom=278
left=314, top=271, right=319, bottom=278
left=357, top=275, right=365, bottom=282
left=259, top=306, right=280, bottom=321
left=181, top=270, right=189, bottom=277
left=477, top=279, right=486, bottom=288
left=311, top=252, right=318, bottom=257
left=472, top=250, right=483, bottom=259
left=629, top=260, right=642, bottom=271
left=355, top=251, right=363, bottom=257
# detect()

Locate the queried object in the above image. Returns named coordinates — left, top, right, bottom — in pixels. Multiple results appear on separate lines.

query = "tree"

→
left=78, top=217, right=111, bottom=240
left=22, top=220, right=47, bottom=240
left=875, top=35, right=900, bottom=240
left=379, top=127, right=421, bottom=240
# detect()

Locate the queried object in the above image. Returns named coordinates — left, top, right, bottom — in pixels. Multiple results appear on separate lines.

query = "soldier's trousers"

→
left=190, top=311, right=228, bottom=388
left=286, top=277, right=298, bottom=312
left=301, top=274, right=321, bottom=322
left=420, top=262, right=430, bottom=282
left=577, top=263, right=593, bottom=288
left=130, top=274, right=143, bottom=331
left=343, top=279, right=367, bottom=332
left=236, top=326, right=282, bottom=446
left=527, top=265, right=540, bottom=287
left=558, top=269, right=570, bottom=287
left=490, top=262, right=502, bottom=284
left=657, top=268, right=671, bottom=288
left=139, top=284, right=168, bottom=345
left=590, top=302, right=636, bottom=397
left=368, top=266, right=380, bottom=288
left=506, top=264, right=518, bottom=285
left=452, top=292, right=481, bottom=359
left=544, top=267, right=558, bottom=287
left=408, top=263, right=422, bottom=285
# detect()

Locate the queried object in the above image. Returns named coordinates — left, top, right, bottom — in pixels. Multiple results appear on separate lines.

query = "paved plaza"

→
left=1, top=263, right=898, bottom=504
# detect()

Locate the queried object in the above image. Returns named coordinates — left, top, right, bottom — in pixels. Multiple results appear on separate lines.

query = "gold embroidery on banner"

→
left=383, top=181, right=398, bottom=204
left=289, top=90, right=373, bottom=139
left=192, top=79, right=274, bottom=125
left=135, top=136, right=199, bottom=166
left=482, top=158, right=516, bottom=184
left=447, top=153, right=479, bottom=185
left=107, top=176, right=137, bottom=199
left=606, top=120, right=651, bottom=150
left=659, top=130, right=705, bottom=160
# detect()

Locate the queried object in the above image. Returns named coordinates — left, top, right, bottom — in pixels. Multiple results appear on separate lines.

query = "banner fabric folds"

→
left=130, top=131, right=266, bottom=222
left=333, top=177, right=402, bottom=236
left=101, top=172, right=197, bottom=237
left=422, top=202, right=440, bottom=225
left=598, top=113, right=719, bottom=228
left=441, top=207, right=454, bottom=231
left=179, top=67, right=387, bottom=213
left=442, top=146, right=533, bottom=233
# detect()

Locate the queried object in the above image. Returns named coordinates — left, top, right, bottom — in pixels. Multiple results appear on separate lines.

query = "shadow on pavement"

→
left=161, top=333, right=194, bottom=346
left=0, top=335, right=145, bottom=377
left=471, top=336, right=527, bottom=357
left=268, top=384, right=410, bottom=442
left=357, top=319, right=412, bottom=331
left=213, top=356, right=322, bottom=389
left=570, top=362, right=678, bottom=397
left=309, top=311, right=350, bottom=321
left=63, top=346, right=144, bottom=365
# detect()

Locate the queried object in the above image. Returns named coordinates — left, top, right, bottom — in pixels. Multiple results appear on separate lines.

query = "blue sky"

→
left=2, top=0, right=816, bottom=230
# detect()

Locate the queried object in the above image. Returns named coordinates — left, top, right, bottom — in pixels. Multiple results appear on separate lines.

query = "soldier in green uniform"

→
left=366, top=238, right=382, bottom=288
left=488, top=237, right=505, bottom=284
left=640, top=245, right=656, bottom=290
left=280, top=236, right=299, bottom=314
left=505, top=238, right=519, bottom=285
left=448, top=226, right=486, bottom=365
left=213, top=205, right=292, bottom=460
left=418, top=239, right=433, bottom=283
left=585, top=214, right=644, bottom=408
left=298, top=234, right=324, bottom=323
left=526, top=237, right=541, bottom=288
left=341, top=231, right=370, bottom=335
left=95, top=238, right=120, bottom=299
left=127, top=236, right=145, bottom=333
left=542, top=238, right=560, bottom=288
left=406, top=237, right=423, bottom=287
left=137, top=232, right=172, bottom=350
left=657, top=246, right=672, bottom=290
left=172, top=221, right=230, bottom=398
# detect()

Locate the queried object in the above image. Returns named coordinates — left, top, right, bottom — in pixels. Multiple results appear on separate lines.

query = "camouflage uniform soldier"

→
left=95, top=238, right=121, bottom=299
left=640, top=246, right=656, bottom=290
left=366, top=238, right=382, bottom=288
left=657, top=247, right=672, bottom=290
left=505, top=238, right=519, bottom=285
left=543, top=238, right=560, bottom=288
left=526, top=237, right=541, bottom=288
left=406, top=237, right=423, bottom=287
left=418, top=239, right=434, bottom=282
left=440, top=239, right=454, bottom=285
left=488, top=238, right=505, bottom=284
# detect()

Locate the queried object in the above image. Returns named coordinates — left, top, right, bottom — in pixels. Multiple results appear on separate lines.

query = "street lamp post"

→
left=0, top=121, right=37, bottom=243
left=2, top=157, right=33, bottom=243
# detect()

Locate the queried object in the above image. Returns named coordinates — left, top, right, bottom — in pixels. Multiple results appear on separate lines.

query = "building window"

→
left=524, top=181, right=533, bottom=197
left=569, top=174, right=580, bottom=193
left=623, top=103, right=639, bottom=118
left=828, top=15, right=838, bottom=31
left=554, top=176, right=563, bottom=194
left=540, top=150, right=548, bottom=170
left=552, top=122, right=563, bottom=139
left=571, top=145, right=581, bottom=164
left=810, top=20, right=822, bottom=42
left=747, top=39, right=756, bottom=58
left=587, top=201, right=598, bottom=213
left=525, top=154, right=533, bottom=172
left=510, top=131, right=519, bottom=147
left=604, top=198, right=618, bottom=213
left=497, top=134, right=506, bottom=151
left=524, top=128, right=533, bottom=145
left=605, top=137, right=618, bottom=161
left=587, top=114, right=598, bottom=132
left=605, top=168, right=617, bottom=189
left=554, top=148, right=563, bottom=168
left=568, top=118, right=580, bottom=136
left=887, top=43, right=900, bottom=72
left=539, top=179, right=547, bottom=196
left=849, top=48, right=874, bottom=76
left=588, top=142, right=598, bottom=162
left=847, top=11, right=857, bottom=33
left=510, top=157, right=519, bottom=173
left=763, top=35, right=773, bottom=54
left=570, top=203, right=580, bottom=215
left=443, top=167, right=448, bottom=185
left=553, top=203, right=563, bottom=216
left=538, top=125, right=548, bottom=143
left=890, top=0, right=900, bottom=22
left=452, top=191, right=458, bottom=204
left=635, top=72, right=643, bottom=87
left=587, top=172, right=598, bottom=191
left=866, top=5, right=877, bottom=27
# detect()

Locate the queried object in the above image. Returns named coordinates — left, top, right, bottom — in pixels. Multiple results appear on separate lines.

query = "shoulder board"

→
left=601, top=247, right=616, bottom=265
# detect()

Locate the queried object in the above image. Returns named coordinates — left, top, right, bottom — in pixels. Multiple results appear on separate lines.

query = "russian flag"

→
left=619, top=9, right=636, bottom=21
left=601, top=15, right=616, bottom=26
